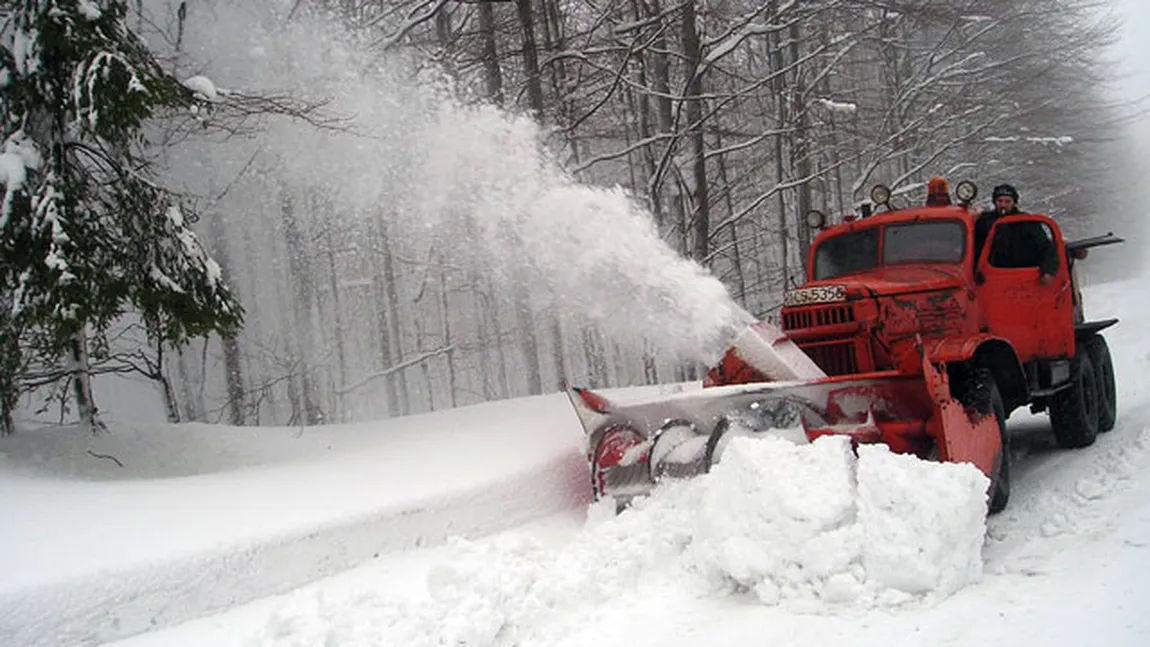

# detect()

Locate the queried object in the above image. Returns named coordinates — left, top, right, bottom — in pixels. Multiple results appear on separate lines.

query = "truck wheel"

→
left=958, top=370, right=1010, bottom=514
left=1050, top=351, right=1099, bottom=449
left=1082, top=335, right=1116, bottom=432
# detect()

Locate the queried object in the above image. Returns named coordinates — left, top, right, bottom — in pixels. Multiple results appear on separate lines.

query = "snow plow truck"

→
left=567, top=178, right=1121, bottom=514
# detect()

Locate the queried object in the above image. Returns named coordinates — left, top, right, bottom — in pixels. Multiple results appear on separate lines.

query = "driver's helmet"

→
left=992, top=184, right=1019, bottom=202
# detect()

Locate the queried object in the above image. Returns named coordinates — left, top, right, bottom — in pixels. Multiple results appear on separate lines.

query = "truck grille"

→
left=803, top=341, right=859, bottom=376
left=783, top=305, right=855, bottom=331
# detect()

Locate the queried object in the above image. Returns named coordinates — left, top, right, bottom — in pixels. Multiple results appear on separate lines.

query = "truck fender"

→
left=925, top=335, right=1028, bottom=410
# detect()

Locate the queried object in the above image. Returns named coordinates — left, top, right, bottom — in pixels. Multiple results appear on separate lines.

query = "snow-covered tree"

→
left=0, top=0, right=243, bottom=434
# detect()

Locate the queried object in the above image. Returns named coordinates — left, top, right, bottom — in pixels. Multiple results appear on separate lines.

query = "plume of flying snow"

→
left=168, top=1, right=753, bottom=366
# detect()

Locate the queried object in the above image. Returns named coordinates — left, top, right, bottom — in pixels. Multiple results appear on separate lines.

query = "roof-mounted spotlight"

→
left=805, top=209, right=827, bottom=229
left=955, top=180, right=978, bottom=204
left=870, top=184, right=892, bottom=210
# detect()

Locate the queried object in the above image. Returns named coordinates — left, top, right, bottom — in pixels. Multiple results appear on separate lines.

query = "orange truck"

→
left=567, top=179, right=1120, bottom=514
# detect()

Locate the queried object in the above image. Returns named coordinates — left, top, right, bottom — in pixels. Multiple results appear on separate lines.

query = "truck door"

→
left=975, top=215, right=1074, bottom=361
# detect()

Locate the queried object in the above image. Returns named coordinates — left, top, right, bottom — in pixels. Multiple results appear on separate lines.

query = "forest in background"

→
left=3, top=0, right=1143, bottom=430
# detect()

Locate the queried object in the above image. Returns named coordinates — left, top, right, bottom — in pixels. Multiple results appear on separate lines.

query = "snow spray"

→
left=172, top=2, right=754, bottom=367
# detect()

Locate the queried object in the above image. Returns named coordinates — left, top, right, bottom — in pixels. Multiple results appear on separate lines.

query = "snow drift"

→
left=254, top=435, right=990, bottom=647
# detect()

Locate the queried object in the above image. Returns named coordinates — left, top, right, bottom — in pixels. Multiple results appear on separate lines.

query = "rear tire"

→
left=1050, top=351, right=1100, bottom=449
left=1082, top=335, right=1116, bottom=432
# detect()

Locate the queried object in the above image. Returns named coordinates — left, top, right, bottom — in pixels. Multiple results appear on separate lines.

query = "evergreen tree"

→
left=0, top=0, right=243, bottom=433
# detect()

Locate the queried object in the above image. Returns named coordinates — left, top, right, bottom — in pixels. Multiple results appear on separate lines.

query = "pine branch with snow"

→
left=0, top=0, right=244, bottom=433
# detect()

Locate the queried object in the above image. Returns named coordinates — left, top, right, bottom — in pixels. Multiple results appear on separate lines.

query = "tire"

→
left=957, top=369, right=1010, bottom=514
left=1082, top=335, right=1116, bottom=432
left=1050, top=351, right=1100, bottom=449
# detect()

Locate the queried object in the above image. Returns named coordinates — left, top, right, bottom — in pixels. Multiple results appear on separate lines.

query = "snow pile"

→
left=856, top=446, right=989, bottom=596
left=181, top=75, right=224, bottom=102
left=254, top=436, right=990, bottom=646
left=688, top=437, right=987, bottom=608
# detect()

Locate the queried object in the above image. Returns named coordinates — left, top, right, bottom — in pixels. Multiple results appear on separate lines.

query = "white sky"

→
left=1115, top=0, right=1150, bottom=116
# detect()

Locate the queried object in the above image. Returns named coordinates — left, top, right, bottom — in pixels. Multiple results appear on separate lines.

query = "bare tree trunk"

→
left=789, top=21, right=814, bottom=269
left=549, top=317, right=567, bottom=389
left=206, top=210, right=247, bottom=426
left=433, top=2, right=456, bottom=78
left=0, top=319, right=18, bottom=435
left=281, top=190, right=325, bottom=425
left=438, top=267, right=458, bottom=408
left=515, top=0, right=546, bottom=120
left=714, top=132, right=745, bottom=301
left=625, top=0, right=660, bottom=219
left=472, top=284, right=495, bottom=400
left=643, top=338, right=659, bottom=385
left=70, top=329, right=103, bottom=433
left=175, top=345, right=200, bottom=421
left=681, top=0, right=709, bottom=265
left=768, top=0, right=789, bottom=289
left=582, top=326, right=608, bottom=388
left=370, top=211, right=406, bottom=415
left=481, top=283, right=512, bottom=399
left=412, top=308, right=436, bottom=412
left=155, top=343, right=181, bottom=423
left=322, top=220, right=348, bottom=419
left=511, top=289, right=543, bottom=395
left=648, top=0, right=686, bottom=248
left=220, top=335, right=245, bottom=425
left=477, top=0, right=504, bottom=106
left=381, top=221, right=410, bottom=414
left=286, top=368, right=302, bottom=426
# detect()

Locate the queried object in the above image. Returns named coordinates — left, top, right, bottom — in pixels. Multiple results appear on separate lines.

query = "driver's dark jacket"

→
left=973, top=208, right=1059, bottom=276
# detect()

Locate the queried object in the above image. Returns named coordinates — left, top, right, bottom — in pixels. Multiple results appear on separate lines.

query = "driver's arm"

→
left=1033, top=228, right=1059, bottom=276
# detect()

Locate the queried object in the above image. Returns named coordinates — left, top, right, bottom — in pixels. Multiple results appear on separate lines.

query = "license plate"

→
left=783, top=285, right=846, bottom=307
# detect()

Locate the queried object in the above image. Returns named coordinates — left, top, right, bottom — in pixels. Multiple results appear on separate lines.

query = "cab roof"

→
left=817, top=203, right=975, bottom=234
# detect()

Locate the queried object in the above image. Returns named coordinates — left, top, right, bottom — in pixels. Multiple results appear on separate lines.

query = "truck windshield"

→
left=813, top=220, right=965, bottom=280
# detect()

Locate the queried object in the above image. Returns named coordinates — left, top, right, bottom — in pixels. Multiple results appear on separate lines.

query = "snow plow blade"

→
left=566, top=350, right=1001, bottom=506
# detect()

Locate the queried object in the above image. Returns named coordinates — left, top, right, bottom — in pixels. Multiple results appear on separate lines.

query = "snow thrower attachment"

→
left=566, top=323, right=1003, bottom=511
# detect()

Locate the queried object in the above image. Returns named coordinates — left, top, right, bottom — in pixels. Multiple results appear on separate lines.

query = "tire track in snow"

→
left=984, top=403, right=1150, bottom=574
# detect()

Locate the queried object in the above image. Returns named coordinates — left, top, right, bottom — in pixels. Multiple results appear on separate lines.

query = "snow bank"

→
left=255, top=436, right=990, bottom=646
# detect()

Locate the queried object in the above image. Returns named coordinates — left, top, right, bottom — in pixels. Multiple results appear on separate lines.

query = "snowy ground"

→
left=2, top=278, right=1149, bottom=647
